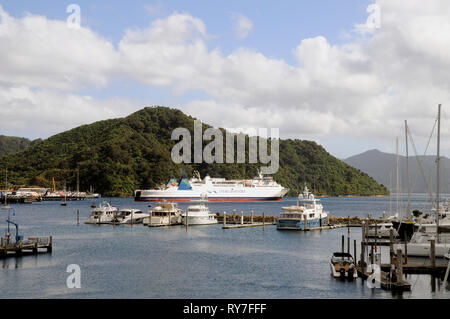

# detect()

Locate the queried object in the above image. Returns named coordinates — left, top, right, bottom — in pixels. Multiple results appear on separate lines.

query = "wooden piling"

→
left=341, top=235, right=345, bottom=260
left=185, top=210, right=189, bottom=231
left=430, top=239, right=436, bottom=269
left=361, top=241, right=366, bottom=275
left=77, top=209, right=80, bottom=225
left=353, top=239, right=357, bottom=266
left=347, top=234, right=350, bottom=254
left=241, top=211, right=244, bottom=225
left=404, top=232, right=408, bottom=264
left=263, top=213, right=265, bottom=231
left=251, top=210, right=254, bottom=224
left=223, top=212, right=226, bottom=228
left=396, top=249, right=403, bottom=284
left=48, top=236, right=53, bottom=253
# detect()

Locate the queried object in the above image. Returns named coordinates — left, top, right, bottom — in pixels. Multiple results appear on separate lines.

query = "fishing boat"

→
left=277, top=184, right=328, bottom=230
left=182, top=199, right=218, bottom=225
left=134, top=171, right=288, bottom=202
left=85, top=201, right=118, bottom=224
left=330, top=252, right=358, bottom=280
left=143, top=202, right=182, bottom=227
left=113, top=209, right=149, bottom=224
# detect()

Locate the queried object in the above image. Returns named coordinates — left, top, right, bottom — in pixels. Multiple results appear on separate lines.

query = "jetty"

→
left=0, top=236, right=52, bottom=258
left=351, top=222, right=449, bottom=292
left=217, top=212, right=348, bottom=230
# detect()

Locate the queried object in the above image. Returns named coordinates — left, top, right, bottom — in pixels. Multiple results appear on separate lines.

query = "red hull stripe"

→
left=135, top=197, right=283, bottom=202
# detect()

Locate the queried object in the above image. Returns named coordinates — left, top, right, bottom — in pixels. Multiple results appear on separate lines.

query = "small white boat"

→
left=85, top=202, right=118, bottom=224
left=182, top=201, right=218, bottom=225
left=367, top=222, right=398, bottom=238
left=143, top=202, right=182, bottom=227
left=330, top=252, right=358, bottom=280
left=114, top=209, right=149, bottom=224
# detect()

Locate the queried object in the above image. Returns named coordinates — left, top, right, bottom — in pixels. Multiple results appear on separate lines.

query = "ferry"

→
left=134, top=171, right=288, bottom=202
left=277, top=184, right=328, bottom=230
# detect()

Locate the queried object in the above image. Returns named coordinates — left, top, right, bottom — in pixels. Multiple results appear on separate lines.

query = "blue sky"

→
left=1, top=0, right=372, bottom=104
left=1, top=0, right=449, bottom=159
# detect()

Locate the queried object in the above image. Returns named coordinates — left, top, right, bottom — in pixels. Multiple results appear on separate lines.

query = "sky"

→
left=0, top=0, right=450, bottom=159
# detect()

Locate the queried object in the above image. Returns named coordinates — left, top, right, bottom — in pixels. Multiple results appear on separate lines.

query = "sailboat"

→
left=394, top=104, right=450, bottom=257
left=390, top=123, right=416, bottom=240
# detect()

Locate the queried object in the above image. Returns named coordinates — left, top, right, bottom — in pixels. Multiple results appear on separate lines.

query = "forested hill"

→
left=0, top=106, right=388, bottom=197
left=0, top=135, right=41, bottom=157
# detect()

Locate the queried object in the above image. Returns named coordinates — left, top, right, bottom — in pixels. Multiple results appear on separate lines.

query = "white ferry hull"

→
left=135, top=188, right=287, bottom=202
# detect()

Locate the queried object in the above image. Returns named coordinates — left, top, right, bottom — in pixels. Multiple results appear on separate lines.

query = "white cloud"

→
left=1, top=1, right=450, bottom=157
left=231, top=13, right=253, bottom=39
left=0, top=5, right=118, bottom=91
left=0, top=85, right=137, bottom=137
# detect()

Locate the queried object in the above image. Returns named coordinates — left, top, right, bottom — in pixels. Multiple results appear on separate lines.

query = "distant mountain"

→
left=0, top=107, right=388, bottom=197
left=0, top=135, right=41, bottom=157
left=344, top=149, right=450, bottom=194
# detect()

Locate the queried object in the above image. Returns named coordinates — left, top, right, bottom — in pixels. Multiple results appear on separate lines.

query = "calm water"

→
left=0, top=195, right=449, bottom=299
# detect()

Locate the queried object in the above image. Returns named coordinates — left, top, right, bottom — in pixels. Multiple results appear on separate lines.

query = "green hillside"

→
left=0, top=135, right=41, bottom=157
left=0, top=107, right=388, bottom=197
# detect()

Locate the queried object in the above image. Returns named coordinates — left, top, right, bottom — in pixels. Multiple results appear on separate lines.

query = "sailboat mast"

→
left=405, top=120, right=411, bottom=220
left=436, top=104, right=441, bottom=237
left=4, top=168, right=7, bottom=206
left=396, top=137, right=399, bottom=217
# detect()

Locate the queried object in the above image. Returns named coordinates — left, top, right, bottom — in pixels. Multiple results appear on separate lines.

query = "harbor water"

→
left=0, top=194, right=449, bottom=299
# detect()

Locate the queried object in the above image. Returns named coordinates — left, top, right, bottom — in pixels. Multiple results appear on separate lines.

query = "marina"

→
left=1, top=195, right=449, bottom=298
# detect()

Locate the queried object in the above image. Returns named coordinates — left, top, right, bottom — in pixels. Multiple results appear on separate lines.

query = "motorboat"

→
left=277, top=184, right=328, bottom=230
left=113, top=209, right=149, bottom=224
left=182, top=200, right=218, bottom=225
left=330, top=252, right=358, bottom=280
left=143, top=202, right=182, bottom=227
left=85, top=201, right=118, bottom=224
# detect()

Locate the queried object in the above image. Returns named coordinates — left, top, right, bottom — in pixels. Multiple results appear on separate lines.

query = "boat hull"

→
left=136, top=197, right=283, bottom=202
left=277, top=217, right=327, bottom=230
left=182, top=216, right=218, bottom=225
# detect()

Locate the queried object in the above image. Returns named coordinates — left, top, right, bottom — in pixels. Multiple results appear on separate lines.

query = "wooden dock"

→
left=0, top=236, right=52, bottom=258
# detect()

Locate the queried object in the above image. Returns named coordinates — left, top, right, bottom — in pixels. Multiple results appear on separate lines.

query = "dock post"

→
left=241, top=211, right=244, bottom=225
left=33, top=241, right=38, bottom=254
left=48, top=236, right=53, bottom=253
left=185, top=210, right=189, bottom=231
left=361, top=241, right=366, bottom=275
left=370, top=245, right=374, bottom=266
left=347, top=232, right=350, bottom=254
left=430, top=239, right=436, bottom=269
left=404, top=232, right=408, bottom=264
left=223, top=212, right=226, bottom=228
left=341, top=235, right=345, bottom=261
left=263, top=213, right=265, bottom=231
left=353, top=239, right=357, bottom=269
left=396, top=249, right=403, bottom=284
left=77, top=209, right=80, bottom=225
left=251, top=210, right=254, bottom=224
